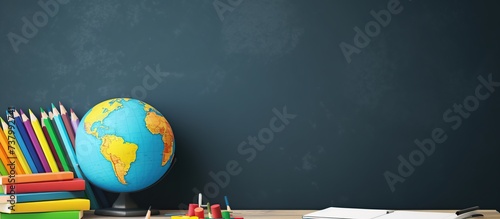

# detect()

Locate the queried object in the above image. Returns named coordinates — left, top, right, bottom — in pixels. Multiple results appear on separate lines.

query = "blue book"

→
left=13, top=110, right=44, bottom=173
left=0, top=191, right=86, bottom=203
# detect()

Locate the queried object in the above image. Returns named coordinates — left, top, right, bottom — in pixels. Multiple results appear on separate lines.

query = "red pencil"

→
left=59, top=102, right=75, bottom=148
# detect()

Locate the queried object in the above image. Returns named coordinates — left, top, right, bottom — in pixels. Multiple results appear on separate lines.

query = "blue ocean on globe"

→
left=75, top=98, right=175, bottom=193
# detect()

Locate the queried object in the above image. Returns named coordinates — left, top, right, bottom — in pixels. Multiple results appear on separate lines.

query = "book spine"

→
left=3, top=179, right=85, bottom=194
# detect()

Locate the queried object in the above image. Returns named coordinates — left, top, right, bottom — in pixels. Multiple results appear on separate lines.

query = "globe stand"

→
left=94, top=193, right=159, bottom=217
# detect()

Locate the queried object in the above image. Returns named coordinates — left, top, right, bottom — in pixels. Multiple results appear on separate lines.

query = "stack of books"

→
left=0, top=102, right=108, bottom=218
left=0, top=172, right=89, bottom=219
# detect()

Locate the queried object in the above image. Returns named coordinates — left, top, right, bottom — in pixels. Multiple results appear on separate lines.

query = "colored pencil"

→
left=42, top=109, right=71, bottom=171
left=0, top=160, right=7, bottom=176
left=51, top=103, right=100, bottom=209
left=39, top=109, right=64, bottom=171
left=7, top=110, right=38, bottom=174
left=0, top=130, right=10, bottom=176
left=0, top=118, right=24, bottom=175
left=14, top=110, right=43, bottom=173
left=48, top=110, right=65, bottom=156
left=20, top=109, right=51, bottom=172
left=70, top=109, right=79, bottom=136
left=0, top=117, right=28, bottom=174
left=29, top=109, right=59, bottom=172
left=59, top=102, right=75, bottom=148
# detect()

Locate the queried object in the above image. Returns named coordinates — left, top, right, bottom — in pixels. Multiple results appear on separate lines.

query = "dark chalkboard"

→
left=1, top=0, right=500, bottom=211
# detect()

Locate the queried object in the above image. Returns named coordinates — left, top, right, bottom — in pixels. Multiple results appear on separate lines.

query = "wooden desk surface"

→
left=83, top=209, right=500, bottom=219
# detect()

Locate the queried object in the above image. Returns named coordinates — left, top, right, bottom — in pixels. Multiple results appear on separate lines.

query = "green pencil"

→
left=0, top=159, right=7, bottom=176
left=41, top=108, right=71, bottom=171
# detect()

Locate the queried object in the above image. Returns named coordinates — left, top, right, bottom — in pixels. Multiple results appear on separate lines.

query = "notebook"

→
left=303, top=207, right=481, bottom=219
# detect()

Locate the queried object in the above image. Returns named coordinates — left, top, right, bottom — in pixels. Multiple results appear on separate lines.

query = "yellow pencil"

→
left=0, top=117, right=31, bottom=174
left=29, top=109, right=59, bottom=172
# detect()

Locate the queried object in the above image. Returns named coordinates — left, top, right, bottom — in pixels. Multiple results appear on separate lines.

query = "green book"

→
left=0, top=210, right=82, bottom=219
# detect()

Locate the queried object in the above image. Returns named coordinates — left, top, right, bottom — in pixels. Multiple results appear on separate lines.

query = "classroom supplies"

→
left=1, top=178, right=85, bottom=194
left=51, top=103, right=100, bottom=210
left=0, top=171, right=73, bottom=185
left=187, top=203, right=198, bottom=216
left=59, top=102, right=76, bottom=147
left=224, top=195, right=232, bottom=211
left=41, top=109, right=71, bottom=171
left=13, top=110, right=43, bottom=173
left=1, top=117, right=32, bottom=174
left=211, top=204, right=222, bottom=218
left=0, top=119, right=25, bottom=175
left=142, top=206, right=151, bottom=219
left=8, top=110, right=38, bottom=174
left=0, top=198, right=90, bottom=213
left=39, top=111, right=64, bottom=171
left=0, top=191, right=86, bottom=203
left=194, top=207, right=204, bottom=219
left=0, top=210, right=83, bottom=219
left=19, top=109, right=50, bottom=172
left=28, top=109, right=59, bottom=172
left=70, top=109, right=79, bottom=137
left=302, top=207, right=482, bottom=219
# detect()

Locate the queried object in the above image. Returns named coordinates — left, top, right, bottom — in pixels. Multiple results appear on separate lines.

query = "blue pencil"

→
left=6, top=110, right=38, bottom=174
left=51, top=103, right=100, bottom=210
left=224, top=195, right=232, bottom=211
left=13, top=110, right=44, bottom=173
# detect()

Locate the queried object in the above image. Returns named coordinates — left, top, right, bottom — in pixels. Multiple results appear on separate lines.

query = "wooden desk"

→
left=83, top=209, right=500, bottom=219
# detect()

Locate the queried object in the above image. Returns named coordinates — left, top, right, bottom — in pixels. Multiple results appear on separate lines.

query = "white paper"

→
left=303, top=207, right=389, bottom=219
left=377, top=211, right=456, bottom=219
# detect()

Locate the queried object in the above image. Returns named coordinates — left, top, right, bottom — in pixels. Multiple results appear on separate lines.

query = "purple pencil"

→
left=20, top=109, right=51, bottom=172
left=70, top=108, right=80, bottom=137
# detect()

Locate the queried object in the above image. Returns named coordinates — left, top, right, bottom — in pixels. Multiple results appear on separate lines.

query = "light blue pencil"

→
left=51, top=103, right=100, bottom=210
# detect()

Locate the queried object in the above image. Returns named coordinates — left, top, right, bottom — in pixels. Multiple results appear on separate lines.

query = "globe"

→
left=75, top=98, right=175, bottom=194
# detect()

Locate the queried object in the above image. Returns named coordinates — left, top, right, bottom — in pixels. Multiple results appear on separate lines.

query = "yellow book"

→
left=0, top=118, right=31, bottom=174
left=0, top=198, right=90, bottom=213
left=0, top=118, right=25, bottom=175
left=28, top=110, right=59, bottom=172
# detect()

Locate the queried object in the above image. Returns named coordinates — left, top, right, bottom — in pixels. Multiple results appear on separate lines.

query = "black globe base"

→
left=94, top=192, right=159, bottom=217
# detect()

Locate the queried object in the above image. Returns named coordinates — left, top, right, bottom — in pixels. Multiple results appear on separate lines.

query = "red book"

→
left=2, top=179, right=85, bottom=194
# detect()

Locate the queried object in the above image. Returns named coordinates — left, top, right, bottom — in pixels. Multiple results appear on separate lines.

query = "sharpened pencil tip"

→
left=40, top=107, right=45, bottom=113
left=51, top=103, right=56, bottom=109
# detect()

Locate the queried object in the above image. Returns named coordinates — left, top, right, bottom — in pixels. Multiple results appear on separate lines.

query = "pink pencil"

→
left=70, top=109, right=80, bottom=136
left=20, top=109, right=51, bottom=172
